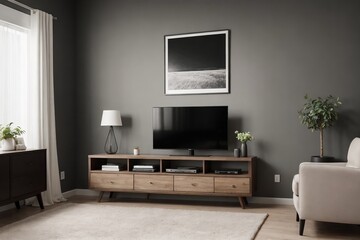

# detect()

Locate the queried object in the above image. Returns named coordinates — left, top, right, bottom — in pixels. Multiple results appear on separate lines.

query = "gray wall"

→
left=7, top=0, right=358, bottom=198
left=76, top=0, right=360, bottom=198
left=0, top=0, right=78, bottom=192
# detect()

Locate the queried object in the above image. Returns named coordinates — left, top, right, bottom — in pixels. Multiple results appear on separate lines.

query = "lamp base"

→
left=104, top=126, right=118, bottom=154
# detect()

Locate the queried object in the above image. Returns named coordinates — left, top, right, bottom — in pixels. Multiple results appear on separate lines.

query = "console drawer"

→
left=174, top=176, right=214, bottom=193
left=90, top=173, right=133, bottom=190
left=134, top=175, right=173, bottom=191
left=215, top=177, right=250, bottom=194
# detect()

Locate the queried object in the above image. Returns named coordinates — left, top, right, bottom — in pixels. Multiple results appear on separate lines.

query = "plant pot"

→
left=311, top=156, right=335, bottom=163
left=234, top=148, right=240, bottom=157
left=1, top=138, right=16, bottom=151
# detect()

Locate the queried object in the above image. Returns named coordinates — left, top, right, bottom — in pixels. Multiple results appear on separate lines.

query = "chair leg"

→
left=299, top=219, right=305, bottom=235
left=296, top=212, right=299, bottom=222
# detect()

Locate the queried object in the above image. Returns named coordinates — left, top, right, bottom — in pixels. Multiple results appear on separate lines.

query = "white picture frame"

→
left=165, top=30, right=230, bottom=95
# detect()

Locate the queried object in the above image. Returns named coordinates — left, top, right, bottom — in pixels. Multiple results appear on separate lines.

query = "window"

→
left=0, top=4, right=30, bottom=145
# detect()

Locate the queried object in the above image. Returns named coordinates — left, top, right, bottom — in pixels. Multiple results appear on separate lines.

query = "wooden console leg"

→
left=238, top=197, right=246, bottom=209
left=36, top=193, right=45, bottom=209
left=244, top=197, right=248, bottom=205
left=15, top=201, right=21, bottom=209
left=109, top=192, right=117, bottom=199
left=98, top=191, right=104, bottom=202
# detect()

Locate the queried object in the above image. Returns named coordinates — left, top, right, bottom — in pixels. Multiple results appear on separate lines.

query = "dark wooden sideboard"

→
left=0, top=149, right=47, bottom=209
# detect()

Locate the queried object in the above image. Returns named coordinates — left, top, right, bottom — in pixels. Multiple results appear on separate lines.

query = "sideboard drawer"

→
left=90, top=173, right=133, bottom=190
left=134, top=175, right=173, bottom=191
left=215, top=177, right=250, bottom=194
left=0, top=155, right=10, bottom=201
left=11, top=151, right=46, bottom=197
left=174, top=176, right=214, bottom=193
left=11, top=153, right=44, bottom=177
left=1, top=149, right=47, bottom=209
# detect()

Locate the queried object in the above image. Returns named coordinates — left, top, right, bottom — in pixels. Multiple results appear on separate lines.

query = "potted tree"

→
left=298, top=95, right=341, bottom=162
left=0, top=122, right=25, bottom=151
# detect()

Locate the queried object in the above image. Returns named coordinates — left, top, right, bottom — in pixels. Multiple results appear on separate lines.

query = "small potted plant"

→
left=0, top=122, right=25, bottom=151
left=234, top=131, right=253, bottom=157
left=298, top=94, right=341, bottom=162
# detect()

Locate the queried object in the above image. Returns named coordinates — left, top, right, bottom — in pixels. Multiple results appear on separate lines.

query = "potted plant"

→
left=298, top=95, right=341, bottom=162
left=0, top=122, right=25, bottom=151
left=234, top=131, right=253, bottom=157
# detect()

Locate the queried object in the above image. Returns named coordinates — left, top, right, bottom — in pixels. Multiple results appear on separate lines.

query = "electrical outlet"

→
left=274, top=174, right=280, bottom=183
left=60, top=171, right=65, bottom=180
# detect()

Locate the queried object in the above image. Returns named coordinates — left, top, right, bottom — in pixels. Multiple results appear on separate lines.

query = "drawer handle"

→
left=149, top=181, right=153, bottom=184
left=191, top=183, right=197, bottom=187
left=110, top=181, right=114, bottom=184
left=232, top=185, right=237, bottom=188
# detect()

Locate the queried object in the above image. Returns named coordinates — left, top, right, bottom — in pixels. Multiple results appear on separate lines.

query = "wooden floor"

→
left=0, top=195, right=359, bottom=239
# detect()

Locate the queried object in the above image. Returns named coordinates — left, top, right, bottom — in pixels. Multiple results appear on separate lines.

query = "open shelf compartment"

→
left=129, top=158, right=161, bottom=173
left=162, top=159, right=204, bottom=174
left=205, top=161, right=248, bottom=175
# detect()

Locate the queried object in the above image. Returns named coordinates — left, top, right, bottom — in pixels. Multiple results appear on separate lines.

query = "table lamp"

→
left=101, top=110, right=122, bottom=154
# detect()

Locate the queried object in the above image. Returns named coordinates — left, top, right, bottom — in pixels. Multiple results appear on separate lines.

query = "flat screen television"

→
left=153, top=106, right=228, bottom=153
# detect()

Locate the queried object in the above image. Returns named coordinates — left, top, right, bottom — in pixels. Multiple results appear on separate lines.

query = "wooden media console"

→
left=88, top=154, right=256, bottom=208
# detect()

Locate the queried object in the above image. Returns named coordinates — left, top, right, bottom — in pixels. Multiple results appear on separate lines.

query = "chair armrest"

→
left=299, top=162, right=360, bottom=224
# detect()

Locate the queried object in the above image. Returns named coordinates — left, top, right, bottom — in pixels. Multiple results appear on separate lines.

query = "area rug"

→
left=0, top=203, right=268, bottom=240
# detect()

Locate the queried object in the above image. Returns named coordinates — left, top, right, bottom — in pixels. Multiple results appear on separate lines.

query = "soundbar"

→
left=166, top=167, right=200, bottom=174
left=132, top=168, right=157, bottom=172
left=214, top=169, right=242, bottom=174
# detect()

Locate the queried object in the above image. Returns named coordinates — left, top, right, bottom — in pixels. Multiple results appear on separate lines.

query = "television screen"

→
left=153, top=106, right=228, bottom=150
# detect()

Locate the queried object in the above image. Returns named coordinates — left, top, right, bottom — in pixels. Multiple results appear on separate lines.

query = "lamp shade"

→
left=101, top=110, right=122, bottom=126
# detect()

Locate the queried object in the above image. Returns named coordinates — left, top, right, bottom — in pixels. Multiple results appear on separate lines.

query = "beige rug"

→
left=0, top=203, right=267, bottom=240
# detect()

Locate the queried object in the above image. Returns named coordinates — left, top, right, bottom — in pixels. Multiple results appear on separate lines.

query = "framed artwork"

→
left=165, top=30, right=230, bottom=95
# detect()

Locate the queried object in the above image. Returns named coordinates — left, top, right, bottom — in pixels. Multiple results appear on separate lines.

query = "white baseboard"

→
left=0, top=200, right=26, bottom=213
left=63, top=189, right=293, bottom=205
left=0, top=190, right=293, bottom=213
left=62, top=189, right=98, bottom=198
left=0, top=203, right=15, bottom=212
left=248, top=197, right=293, bottom=205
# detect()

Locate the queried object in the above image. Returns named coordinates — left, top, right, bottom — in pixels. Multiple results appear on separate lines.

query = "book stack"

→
left=101, top=164, right=124, bottom=171
left=132, top=165, right=157, bottom=172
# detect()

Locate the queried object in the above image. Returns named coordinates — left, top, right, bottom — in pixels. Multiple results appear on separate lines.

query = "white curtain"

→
left=29, top=10, right=65, bottom=205
left=0, top=21, right=29, bottom=134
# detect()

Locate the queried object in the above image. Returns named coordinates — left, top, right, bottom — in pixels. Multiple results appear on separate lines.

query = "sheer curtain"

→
left=0, top=21, right=29, bottom=136
left=29, top=10, right=65, bottom=205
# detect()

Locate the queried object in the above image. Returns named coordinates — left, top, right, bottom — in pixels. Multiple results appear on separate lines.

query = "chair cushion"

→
left=292, top=174, right=299, bottom=196
left=346, top=137, right=360, bottom=168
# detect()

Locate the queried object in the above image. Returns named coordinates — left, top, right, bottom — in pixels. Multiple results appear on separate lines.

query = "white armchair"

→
left=292, top=138, right=360, bottom=235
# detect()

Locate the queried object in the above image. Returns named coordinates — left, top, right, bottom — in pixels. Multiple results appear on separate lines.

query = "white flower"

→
left=234, top=131, right=253, bottom=143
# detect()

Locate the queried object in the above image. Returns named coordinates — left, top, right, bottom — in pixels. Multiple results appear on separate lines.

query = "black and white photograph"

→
left=165, top=30, right=229, bottom=95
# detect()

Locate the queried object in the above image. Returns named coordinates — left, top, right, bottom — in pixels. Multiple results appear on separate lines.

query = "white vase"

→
left=1, top=138, right=15, bottom=151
